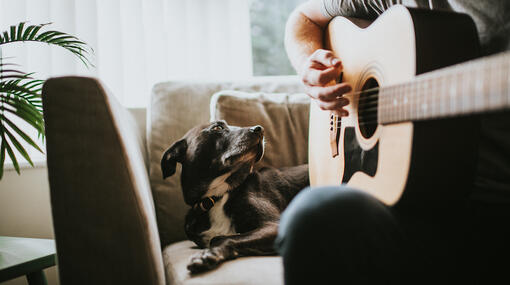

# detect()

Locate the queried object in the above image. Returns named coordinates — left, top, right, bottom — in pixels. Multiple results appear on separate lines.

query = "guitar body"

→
left=309, top=5, right=481, bottom=206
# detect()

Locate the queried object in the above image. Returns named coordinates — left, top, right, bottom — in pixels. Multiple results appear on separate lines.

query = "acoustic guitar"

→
left=308, top=5, right=510, bottom=206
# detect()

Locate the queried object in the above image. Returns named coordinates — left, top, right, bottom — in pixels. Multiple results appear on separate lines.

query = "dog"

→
left=161, top=120, right=309, bottom=273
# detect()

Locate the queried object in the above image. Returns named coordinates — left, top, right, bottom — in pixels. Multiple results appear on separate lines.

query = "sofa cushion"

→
left=149, top=76, right=303, bottom=246
left=210, top=90, right=310, bottom=169
left=163, top=241, right=283, bottom=285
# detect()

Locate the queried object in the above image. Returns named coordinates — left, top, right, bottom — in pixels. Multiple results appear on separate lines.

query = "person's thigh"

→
left=275, top=186, right=410, bottom=284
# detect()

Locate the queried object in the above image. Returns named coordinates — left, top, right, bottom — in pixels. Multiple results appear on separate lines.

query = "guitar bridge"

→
left=330, top=113, right=340, bottom=158
left=330, top=72, right=344, bottom=158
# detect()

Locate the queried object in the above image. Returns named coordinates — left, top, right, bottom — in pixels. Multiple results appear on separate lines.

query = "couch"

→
left=42, top=75, right=309, bottom=285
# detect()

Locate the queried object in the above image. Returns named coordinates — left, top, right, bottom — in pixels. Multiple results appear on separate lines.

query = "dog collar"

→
left=193, top=195, right=223, bottom=212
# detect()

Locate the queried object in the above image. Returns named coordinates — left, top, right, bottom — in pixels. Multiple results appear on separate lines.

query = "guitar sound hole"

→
left=358, top=78, right=379, bottom=139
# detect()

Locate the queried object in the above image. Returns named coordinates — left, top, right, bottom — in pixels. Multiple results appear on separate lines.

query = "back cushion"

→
left=148, top=76, right=305, bottom=246
left=210, top=90, right=310, bottom=169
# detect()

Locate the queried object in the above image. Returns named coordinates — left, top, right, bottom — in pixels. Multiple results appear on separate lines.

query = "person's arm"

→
left=286, top=0, right=403, bottom=115
left=285, top=0, right=351, bottom=116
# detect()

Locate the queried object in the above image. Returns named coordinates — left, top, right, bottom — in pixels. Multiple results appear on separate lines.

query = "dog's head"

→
left=161, top=120, right=265, bottom=205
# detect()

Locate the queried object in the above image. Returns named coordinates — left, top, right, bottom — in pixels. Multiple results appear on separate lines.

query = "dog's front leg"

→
left=187, top=222, right=278, bottom=274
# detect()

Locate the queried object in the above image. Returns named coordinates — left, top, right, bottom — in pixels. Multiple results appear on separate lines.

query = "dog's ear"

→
left=161, top=139, right=187, bottom=179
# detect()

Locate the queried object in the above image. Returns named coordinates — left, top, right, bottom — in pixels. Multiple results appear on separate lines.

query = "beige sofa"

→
left=42, top=76, right=309, bottom=285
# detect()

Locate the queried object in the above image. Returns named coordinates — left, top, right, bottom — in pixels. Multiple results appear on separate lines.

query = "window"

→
left=250, top=0, right=307, bottom=76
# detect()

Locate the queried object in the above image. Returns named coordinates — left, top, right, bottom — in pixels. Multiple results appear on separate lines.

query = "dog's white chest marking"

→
left=201, top=194, right=236, bottom=246
left=205, top=171, right=232, bottom=197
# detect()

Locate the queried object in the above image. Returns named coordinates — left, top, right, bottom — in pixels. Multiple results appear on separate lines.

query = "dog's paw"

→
left=187, top=247, right=225, bottom=274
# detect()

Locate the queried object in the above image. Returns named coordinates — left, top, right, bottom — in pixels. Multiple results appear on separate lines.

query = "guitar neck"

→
left=378, top=51, right=510, bottom=124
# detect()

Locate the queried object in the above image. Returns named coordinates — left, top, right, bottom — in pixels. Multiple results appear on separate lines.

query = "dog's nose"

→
left=250, top=125, right=264, bottom=134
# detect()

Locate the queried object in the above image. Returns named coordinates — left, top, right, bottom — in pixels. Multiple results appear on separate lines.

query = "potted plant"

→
left=0, top=22, right=92, bottom=179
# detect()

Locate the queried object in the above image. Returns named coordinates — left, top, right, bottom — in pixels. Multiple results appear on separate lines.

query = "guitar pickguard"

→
left=342, top=127, right=378, bottom=182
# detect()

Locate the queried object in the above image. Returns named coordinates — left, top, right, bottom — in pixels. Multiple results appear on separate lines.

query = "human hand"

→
left=300, top=49, right=351, bottom=116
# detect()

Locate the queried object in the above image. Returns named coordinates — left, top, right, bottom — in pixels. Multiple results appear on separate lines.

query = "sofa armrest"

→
left=42, top=77, right=165, bottom=285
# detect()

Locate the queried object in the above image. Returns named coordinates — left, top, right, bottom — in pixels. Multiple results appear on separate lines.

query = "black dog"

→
left=161, top=120, right=309, bottom=273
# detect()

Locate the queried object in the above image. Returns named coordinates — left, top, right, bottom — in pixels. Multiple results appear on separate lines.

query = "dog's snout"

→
left=250, top=125, right=264, bottom=134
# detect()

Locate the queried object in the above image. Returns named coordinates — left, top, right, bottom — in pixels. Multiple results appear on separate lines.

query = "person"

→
left=275, top=1, right=510, bottom=284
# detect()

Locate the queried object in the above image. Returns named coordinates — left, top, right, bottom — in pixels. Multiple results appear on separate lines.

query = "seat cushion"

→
left=163, top=241, right=283, bottom=285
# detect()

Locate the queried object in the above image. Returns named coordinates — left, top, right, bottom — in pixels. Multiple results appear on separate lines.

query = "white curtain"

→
left=1, top=0, right=253, bottom=165
left=0, top=0, right=253, bottom=107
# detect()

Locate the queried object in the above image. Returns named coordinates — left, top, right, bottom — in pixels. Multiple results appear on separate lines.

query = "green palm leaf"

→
left=0, top=131, right=20, bottom=175
left=0, top=22, right=93, bottom=67
left=0, top=77, right=44, bottom=111
left=1, top=95, right=44, bottom=135
left=0, top=86, right=44, bottom=178
left=1, top=114, right=42, bottom=153
left=0, top=143, right=5, bottom=178
left=0, top=65, right=45, bottom=176
left=0, top=21, right=93, bottom=178
left=3, top=125, right=34, bottom=167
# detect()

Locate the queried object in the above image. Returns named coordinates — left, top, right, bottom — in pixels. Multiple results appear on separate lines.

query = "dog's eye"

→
left=211, top=125, right=224, bottom=131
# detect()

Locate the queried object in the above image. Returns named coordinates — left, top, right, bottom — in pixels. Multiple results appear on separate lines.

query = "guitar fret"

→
left=475, top=68, right=483, bottom=113
left=394, top=85, right=399, bottom=122
left=462, top=70, right=468, bottom=115
left=403, top=84, right=408, bottom=120
left=413, top=81, right=418, bottom=120
left=433, top=76, right=439, bottom=118
left=434, top=77, right=439, bottom=117
left=440, top=73, right=447, bottom=116
left=498, top=60, right=505, bottom=108
left=399, top=84, right=404, bottom=122
left=432, top=76, right=438, bottom=118
left=505, top=60, right=510, bottom=108
left=500, top=60, right=507, bottom=107
left=391, top=85, right=402, bottom=122
left=487, top=64, right=494, bottom=111
left=451, top=73, right=457, bottom=116
left=495, top=61, right=502, bottom=108
left=402, top=83, right=406, bottom=122
left=426, top=79, right=432, bottom=119
left=408, top=83, right=412, bottom=120
left=470, top=68, right=477, bottom=114
left=413, top=81, right=419, bottom=121
left=399, top=83, right=403, bottom=122
left=491, top=60, right=504, bottom=109
left=420, top=80, right=426, bottom=120
left=422, top=80, right=429, bottom=119
left=379, top=87, right=385, bottom=123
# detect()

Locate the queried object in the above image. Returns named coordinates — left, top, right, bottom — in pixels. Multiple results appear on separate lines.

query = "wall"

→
left=0, top=164, right=58, bottom=285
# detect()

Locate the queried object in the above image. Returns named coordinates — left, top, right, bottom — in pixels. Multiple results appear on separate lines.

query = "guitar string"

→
left=332, top=75, right=470, bottom=126
left=354, top=78, right=447, bottom=123
left=348, top=72, right=510, bottom=112
left=329, top=58, right=510, bottom=128
left=329, top=86, right=410, bottom=126
left=335, top=81, right=492, bottom=127
left=339, top=54, right=510, bottom=105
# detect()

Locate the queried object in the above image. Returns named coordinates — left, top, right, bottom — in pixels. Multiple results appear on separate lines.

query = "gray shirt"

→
left=320, top=0, right=510, bottom=202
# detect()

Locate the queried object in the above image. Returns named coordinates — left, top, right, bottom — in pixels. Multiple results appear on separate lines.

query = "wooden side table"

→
left=0, top=236, right=56, bottom=285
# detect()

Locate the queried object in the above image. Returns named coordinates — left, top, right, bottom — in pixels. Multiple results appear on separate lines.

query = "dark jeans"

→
left=275, top=186, right=510, bottom=285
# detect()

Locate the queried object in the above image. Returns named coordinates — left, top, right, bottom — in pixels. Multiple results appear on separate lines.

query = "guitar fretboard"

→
left=378, top=51, right=510, bottom=124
